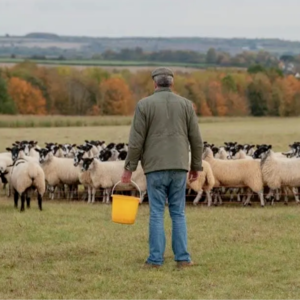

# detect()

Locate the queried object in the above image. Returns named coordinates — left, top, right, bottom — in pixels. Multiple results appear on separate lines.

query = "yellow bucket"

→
left=111, top=181, right=141, bottom=225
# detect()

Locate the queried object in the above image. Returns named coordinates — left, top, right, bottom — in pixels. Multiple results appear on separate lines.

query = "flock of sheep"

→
left=0, top=139, right=300, bottom=212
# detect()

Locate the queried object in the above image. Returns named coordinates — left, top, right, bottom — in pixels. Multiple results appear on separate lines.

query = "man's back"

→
left=134, top=87, right=202, bottom=174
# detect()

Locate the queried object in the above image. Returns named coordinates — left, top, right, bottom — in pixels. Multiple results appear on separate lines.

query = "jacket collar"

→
left=154, top=87, right=172, bottom=93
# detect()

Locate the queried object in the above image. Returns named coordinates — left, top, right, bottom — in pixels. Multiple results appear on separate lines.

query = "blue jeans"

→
left=146, top=170, right=191, bottom=265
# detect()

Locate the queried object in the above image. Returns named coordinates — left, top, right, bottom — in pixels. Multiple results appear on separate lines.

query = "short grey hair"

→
left=153, top=75, right=174, bottom=88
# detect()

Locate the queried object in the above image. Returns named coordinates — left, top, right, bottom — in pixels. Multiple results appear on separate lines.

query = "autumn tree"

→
left=100, top=77, right=133, bottom=115
left=8, top=77, right=46, bottom=115
left=206, top=81, right=228, bottom=116
left=0, top=71, right=16, bottom=114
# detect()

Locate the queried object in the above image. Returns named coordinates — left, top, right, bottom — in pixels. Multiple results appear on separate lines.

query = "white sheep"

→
left=203, top=147, right=265, bottom=207
left=9, top=158, right=45, bottom=211
left=81, top=158, right=147, bottom=204
left=73, top=149, right=97, bottom=203
left=259, top=146, right=300, bottom=205
left=187, top=160, right=215, bottom=206
left=36, top=148, right=81, bottom=200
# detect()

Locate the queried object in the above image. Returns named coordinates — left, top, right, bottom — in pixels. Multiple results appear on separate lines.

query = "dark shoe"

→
left=176, top=261, right=196, bottom=268
left=143, top=262, right=161, bottom=269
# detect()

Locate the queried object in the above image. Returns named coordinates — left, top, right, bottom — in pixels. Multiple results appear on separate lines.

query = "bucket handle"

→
left=111, top=180, right=142, bottom=199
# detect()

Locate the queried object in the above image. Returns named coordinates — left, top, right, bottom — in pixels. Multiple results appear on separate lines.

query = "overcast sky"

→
left=0, top=0, right=299, bottom=40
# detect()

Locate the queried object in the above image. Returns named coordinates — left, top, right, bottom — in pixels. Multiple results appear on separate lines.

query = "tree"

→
left=206, top=48, right=217, bottom=64
left=100, top=77, right=133, bottom=115
left=8, top=77, right=46, bottom=115
left=222, top=75, right=237, bottom=93
left=247, top=64, right=266, bottom=74
left=247, top=74, right=271, bottom=116
left=206, top=81, right=228, bottom=116
left=0, top=71, right=16, bottom=114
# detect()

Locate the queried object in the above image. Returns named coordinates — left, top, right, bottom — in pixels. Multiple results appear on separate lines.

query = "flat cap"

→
left=151, top=67, right=174, bottom=79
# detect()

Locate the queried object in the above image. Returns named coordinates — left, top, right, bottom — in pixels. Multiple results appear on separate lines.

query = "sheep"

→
left=9, top=158, right=45, bottom=212
left=24, top=140, right=40, bottom=159
left=187, top=160, right=215, bottom=206
left=73, top=149, right=97, bottom=203
left=36, top=148, right=81, bottom=200
left=61, top=143, right=77, bottom=158
left=81, top=158, right=147, bottom=204
left=84, top=141, right=100, bottom=157
left=6, top=145, right=39, bottom=164
left=203, top=147, right=265, bottom=207
left=255, top=145, right=300, bottom=205
left=118, top=150, right=128, bottom=161
left=99, top=148, right=120, bottom=162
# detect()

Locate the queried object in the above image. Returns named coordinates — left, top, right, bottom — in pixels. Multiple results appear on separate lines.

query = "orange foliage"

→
left=199, top=100, right=213, bottom=116
left=100, top=77, right=133, bottom=115
left=207, top=81, right=228, bottom=116
left=8, top=77, right=46, bottom=115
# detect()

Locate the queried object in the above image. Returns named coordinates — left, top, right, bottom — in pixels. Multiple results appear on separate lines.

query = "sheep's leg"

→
left=217, top=191, right=223, bottom=205
left=187, top=188, right=192, bottom=195
left=92, top=187, right=96, bottom=203
left=230, top=188, right=236, bottom=201
left=283, top=187, right=290, bottom=205
left=139, top=191, right=147, bottom=204
left=20, top=193, right=26, bottom=212
left=243, top=193, right=252, bottom=206
left=105, top=188, right=111, bottom=204
left=193, top=190, right=203, bottom=206
left=276, top=189, right=281, bottom=202
left=87, top=186, right=91, bottom=203
left=266, top=189, right=273, bottom=204
left=51, top=186, right=55, bottom=200
left=102, top=189, right=107, bottom=203
left=257, top=191, right=265, bottom=207
left=26, top=194, right=30, bottom=208
left=292, top=187, right=299, bottom=204
left=37, top=193, right=42, bottom=211
left=213, top=190, right=219, bottom=206
left=14, top=190, right=18, bottom=209
left=206, top=191, right=212, bottom=207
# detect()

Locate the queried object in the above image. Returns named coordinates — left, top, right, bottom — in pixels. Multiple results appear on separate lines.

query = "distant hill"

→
left=24, top=32, right=60, bottom=39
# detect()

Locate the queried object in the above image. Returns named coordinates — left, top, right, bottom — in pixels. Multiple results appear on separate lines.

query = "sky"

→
left=0, top=0, right=299, bottom=40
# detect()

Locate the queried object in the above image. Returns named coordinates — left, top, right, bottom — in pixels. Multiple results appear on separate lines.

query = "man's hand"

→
left=121, top=170, right=132, bottom=184
left=188, top=170, right=199, bottom=182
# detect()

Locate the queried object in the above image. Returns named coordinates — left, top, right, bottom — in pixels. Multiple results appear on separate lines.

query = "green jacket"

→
left=124, top=87, right=203, bottom=174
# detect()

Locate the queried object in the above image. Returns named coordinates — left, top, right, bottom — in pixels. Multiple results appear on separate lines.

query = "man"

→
left=121, top=67, right=203, bottom=268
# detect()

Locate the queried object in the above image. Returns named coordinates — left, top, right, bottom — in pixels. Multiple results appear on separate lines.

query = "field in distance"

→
left=0, top=58, right=212, bottom=72
left=0, top=116, right=299, bottom=152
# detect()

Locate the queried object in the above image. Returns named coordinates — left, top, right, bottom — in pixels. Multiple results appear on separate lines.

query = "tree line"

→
left=0, top=61, right=300, bottom=117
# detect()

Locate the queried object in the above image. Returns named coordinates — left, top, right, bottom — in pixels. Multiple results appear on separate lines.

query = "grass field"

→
left=1, top=198, right=300, bottom=299
left=1, top=116, right=300, bottom=299
left=0, top=58, right=214, bottom=70
left=0, top=117, right=299, bottom=152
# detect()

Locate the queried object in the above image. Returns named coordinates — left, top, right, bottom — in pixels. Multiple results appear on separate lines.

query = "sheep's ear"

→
left=72, top=144, right=76, bottom=147
left=268, top=145, right=272, bottom=150
left=3, top=170, right=8, bottom=175
left=6, top=147, right=12, bottom=152
left=224, top=142, right=228, bottom=146
left=35, top=148, right=41, bottom=153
